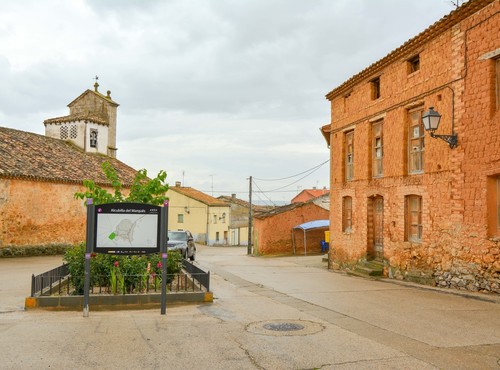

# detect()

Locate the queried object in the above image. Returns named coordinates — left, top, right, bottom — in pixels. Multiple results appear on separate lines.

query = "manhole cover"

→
left=263, top=322, right=304, bottom=332
left=246, top=319, right=324, bottom=336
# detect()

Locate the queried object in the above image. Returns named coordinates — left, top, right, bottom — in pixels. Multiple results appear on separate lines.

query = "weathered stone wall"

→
left=1, top=178, right=88, bottom=252
left=326, top=1, right=500, bottom=293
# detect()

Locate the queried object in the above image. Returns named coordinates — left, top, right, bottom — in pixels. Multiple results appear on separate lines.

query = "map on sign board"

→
left=93, top=203, right=162, bottom=254
left=96, top=213, right=158, bottom=248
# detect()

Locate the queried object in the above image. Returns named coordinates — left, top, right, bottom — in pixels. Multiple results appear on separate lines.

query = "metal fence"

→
left=31, top=263, right=70, bottom=297
left=182, top=259, right=210, bottom=291
left=31, top=260, right=210, bottom=297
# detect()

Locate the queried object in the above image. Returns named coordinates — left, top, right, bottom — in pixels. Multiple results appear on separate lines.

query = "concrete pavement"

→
left=0, top=246, right=499, bottom=369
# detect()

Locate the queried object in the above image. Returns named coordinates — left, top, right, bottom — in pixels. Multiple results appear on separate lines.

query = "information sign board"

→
left=93, top=203, right=162, bottom=255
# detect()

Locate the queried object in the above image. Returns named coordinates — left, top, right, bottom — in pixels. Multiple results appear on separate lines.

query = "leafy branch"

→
left=74, top=161, right=169, bottom=206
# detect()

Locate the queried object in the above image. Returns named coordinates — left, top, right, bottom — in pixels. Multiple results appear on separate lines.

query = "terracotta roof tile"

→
left=169, top=186, right=230, bottom=207
left=43, top=114, right=108, bottom=126
left=217, top=195, right=272, bottom=213
left=291, top=189, right=329, bottom=203
left=0, top=127, right=138, bottom=186
left=254, top=200, right=320, bottom=219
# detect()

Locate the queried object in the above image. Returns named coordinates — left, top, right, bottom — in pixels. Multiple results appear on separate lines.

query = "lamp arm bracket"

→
left=430, top=132, right=458, bottom=149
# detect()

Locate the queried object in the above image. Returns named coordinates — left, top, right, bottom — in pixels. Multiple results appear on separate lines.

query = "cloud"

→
left=0, top=0, right=456, bottom=201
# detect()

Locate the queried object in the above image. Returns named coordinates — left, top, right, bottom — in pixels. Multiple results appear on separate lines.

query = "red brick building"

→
left=253, top=201, right=329, bottom=255
left=291, top=187, right=329, bottom=204
left=321, top=0, right=499, bottom=293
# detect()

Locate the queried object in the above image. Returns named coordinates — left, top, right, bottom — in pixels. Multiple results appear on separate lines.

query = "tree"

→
left=74, top=161, right=169, bottom=205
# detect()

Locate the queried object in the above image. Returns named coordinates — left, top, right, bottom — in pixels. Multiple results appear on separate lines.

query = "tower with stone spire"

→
left=44, top=81, right=119, bottom=158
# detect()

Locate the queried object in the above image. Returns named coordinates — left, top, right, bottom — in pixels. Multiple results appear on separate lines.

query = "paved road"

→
left=0, top=246, right=499, bottom=369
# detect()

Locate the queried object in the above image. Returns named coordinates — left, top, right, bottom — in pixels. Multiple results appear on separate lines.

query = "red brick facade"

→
left=321, top=0, right=500, bottom=293
left=253, top=202, right=329, bottom=255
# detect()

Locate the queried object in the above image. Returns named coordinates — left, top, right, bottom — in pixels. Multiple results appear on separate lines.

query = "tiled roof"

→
left=0, top=127, right=138, bottom=186
left=291, top=189, right=329, bottom=203
left=68, top=89, right=119, bottom=107
left=169, top=186, right=230, bottom=207
left=44, top=114, right=108, bottom=126
left=325, top=0, right=496, bottom=100
left=217, top=195, right=272, bottom=213
left=254, top=200, right=321, bottom=219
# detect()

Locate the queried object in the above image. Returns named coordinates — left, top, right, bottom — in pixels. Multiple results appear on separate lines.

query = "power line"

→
left=253, top=160, right=328, bottom=193
left=252, top=179, right=277, bottom=207
left=253, top=159, right=330, bottom=182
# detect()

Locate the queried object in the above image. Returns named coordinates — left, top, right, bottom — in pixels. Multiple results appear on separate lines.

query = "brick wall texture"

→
left=324, top=0, right=500, bottom=293
left=254, top=203, right=329, bottom=255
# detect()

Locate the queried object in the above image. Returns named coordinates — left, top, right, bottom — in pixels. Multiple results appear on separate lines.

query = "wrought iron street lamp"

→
left=422, top=107, right=458, bottom=149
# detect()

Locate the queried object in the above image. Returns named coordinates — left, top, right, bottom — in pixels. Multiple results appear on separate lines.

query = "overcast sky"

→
left=0, top=0, right=459, bottom=204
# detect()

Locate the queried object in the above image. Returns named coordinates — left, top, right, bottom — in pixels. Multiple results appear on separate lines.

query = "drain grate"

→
left=246, top=319, right=324, bottom=336
left=263, top=322, right=304, bottom=332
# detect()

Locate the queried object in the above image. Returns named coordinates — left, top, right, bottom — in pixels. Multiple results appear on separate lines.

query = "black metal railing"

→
left=31, top=263, right=70, bottom=297
left=31, top=262, right=210, bottom=297
left=182, top=259, right=210, bottom=291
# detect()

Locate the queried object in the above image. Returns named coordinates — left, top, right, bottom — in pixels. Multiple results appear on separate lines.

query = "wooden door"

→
left=373, top=196, right=384, bottom=260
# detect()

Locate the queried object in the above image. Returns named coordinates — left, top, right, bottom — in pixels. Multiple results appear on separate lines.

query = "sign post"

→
left=83, top=198, right=95, bottom=318
left=160, top=200, right=169, bottom=315
left=82, top=201, right=168, bottom=316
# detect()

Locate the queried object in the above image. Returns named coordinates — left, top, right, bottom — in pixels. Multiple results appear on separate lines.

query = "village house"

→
left=167, top=182, right=231, bottom=245
left=0, top=84, right=138, bottom=256
left=217, top=194, right=271, bottom=246
left=253, top=200, right=329, bottom=256
left=321, top=0, right=500, bottom=293
left=291, top=187, right=329, bottom=204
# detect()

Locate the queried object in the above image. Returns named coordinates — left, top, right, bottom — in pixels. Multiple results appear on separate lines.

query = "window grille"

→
left=70, top=125, right=78, bottom=139
left=60, top=126, right=68, bottom=140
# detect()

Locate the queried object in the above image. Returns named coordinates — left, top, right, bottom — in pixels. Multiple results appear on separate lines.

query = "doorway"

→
left=367, top=196, right=384, bottom=260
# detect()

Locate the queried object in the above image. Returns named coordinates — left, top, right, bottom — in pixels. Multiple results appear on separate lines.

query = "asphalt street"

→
left=0, top=246, right=499, bottom=369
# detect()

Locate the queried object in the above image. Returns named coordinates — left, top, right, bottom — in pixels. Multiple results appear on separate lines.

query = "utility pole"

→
left=247, top=176, right=252, bottom=255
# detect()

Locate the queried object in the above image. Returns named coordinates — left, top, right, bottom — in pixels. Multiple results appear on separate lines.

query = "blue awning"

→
left=293, top=219, right=329, bottom=231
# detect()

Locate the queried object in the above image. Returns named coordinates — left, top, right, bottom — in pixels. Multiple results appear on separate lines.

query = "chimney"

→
left=175, top=181, right=181, bottom=187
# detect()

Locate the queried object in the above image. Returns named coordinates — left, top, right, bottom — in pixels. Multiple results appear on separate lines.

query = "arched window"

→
left=90, top=129, right=98, bottom=148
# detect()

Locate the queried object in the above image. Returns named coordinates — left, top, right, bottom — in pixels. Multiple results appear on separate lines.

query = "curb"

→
left=25, top=291, right=213, bottom=311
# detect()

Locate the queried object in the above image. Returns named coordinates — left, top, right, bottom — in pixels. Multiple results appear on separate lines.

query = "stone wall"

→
left=0, top=178, right=88, bottom=253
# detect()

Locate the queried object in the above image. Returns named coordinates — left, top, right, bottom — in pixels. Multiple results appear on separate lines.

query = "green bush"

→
left=63, top=244, right=183, bottom=295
